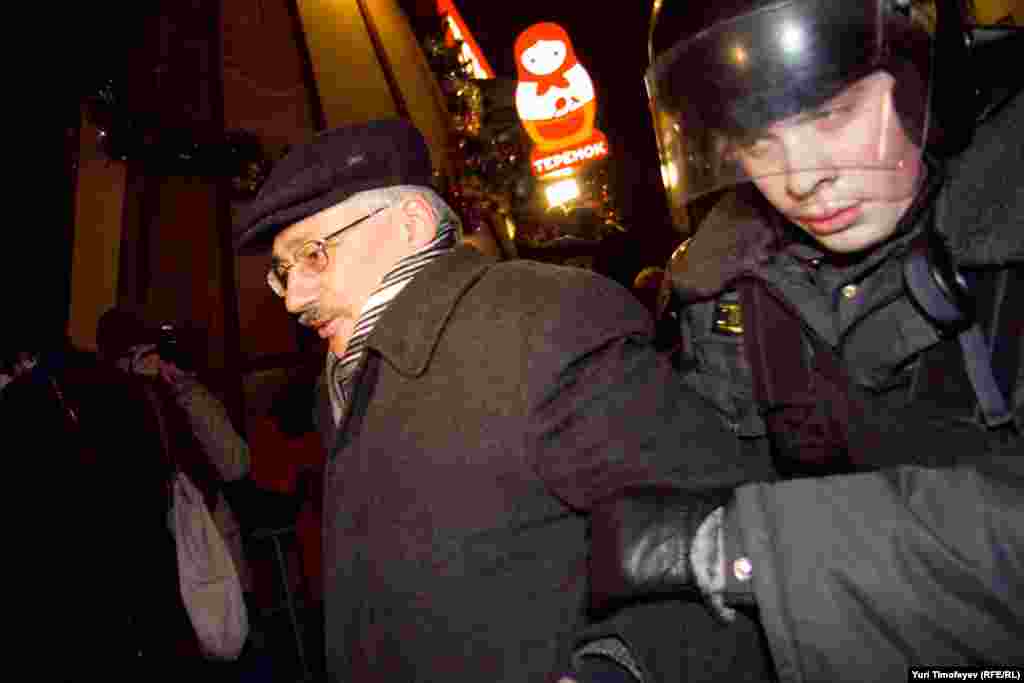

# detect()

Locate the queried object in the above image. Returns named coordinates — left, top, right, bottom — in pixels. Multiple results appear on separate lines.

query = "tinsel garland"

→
left=84, top=79, right=273, bottom=197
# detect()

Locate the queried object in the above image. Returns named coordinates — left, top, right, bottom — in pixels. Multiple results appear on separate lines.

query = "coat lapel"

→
left=370, top=245, right=496, bottom=377
left=317, top=246, right=496, bottom=463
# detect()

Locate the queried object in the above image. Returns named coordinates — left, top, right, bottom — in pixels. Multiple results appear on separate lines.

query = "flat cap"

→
left=234, top=118, right=434, bottom=253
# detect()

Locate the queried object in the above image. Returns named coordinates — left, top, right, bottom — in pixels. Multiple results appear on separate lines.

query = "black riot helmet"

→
left=646, top=0, right=944, bottom=223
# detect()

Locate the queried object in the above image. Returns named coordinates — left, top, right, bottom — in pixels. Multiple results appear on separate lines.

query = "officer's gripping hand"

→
left=589, top=487, right=735, bottom=622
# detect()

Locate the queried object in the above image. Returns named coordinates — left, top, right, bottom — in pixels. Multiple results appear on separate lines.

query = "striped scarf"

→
left=327, top=220, right=458, bottom=424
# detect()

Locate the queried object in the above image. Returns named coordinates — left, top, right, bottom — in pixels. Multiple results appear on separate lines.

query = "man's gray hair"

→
left=346, top=185, right=463, bottom=239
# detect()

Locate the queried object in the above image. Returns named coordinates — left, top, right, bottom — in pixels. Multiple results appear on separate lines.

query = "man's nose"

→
left=780, top=127, right=837, bottom=199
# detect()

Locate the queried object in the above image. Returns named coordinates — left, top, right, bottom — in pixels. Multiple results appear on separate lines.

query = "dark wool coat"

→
left=314, top=246, right=746, bottom=683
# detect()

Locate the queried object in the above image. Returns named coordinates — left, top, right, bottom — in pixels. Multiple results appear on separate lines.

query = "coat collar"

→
left=670, top=158, right=948, bottom=307
left=667, top=189, right=779, bottom=305
left=367, top=245, right=497, bottom=378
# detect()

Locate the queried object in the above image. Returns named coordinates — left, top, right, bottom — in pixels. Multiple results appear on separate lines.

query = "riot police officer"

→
left=576, top=2, right=1023, bottom=681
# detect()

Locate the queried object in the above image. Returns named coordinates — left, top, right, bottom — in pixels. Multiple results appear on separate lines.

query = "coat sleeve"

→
left=522, top=265, right=780, bottom=683
left=170, top=375, right=250, bottom=482
left=729, top=455, right=1024, bottom=683
left=522, top=266, right=776, bottom=512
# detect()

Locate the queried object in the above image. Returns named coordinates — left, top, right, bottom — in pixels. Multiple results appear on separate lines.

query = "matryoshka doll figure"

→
left=514, top=23, right=606, bottom=164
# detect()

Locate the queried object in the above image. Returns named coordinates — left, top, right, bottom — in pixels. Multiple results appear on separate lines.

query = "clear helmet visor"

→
left=647, top=0, right=933, bottom=219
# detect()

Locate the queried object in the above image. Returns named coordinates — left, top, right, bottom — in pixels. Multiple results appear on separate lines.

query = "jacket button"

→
left=841, top=284, right=859, bottom=300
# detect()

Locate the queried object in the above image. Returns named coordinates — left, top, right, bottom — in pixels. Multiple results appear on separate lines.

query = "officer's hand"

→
left=589, top=487, right=730, bottom=616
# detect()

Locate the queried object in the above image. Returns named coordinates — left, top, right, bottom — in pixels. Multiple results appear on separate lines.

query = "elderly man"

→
left=233, top=119, right=748, bottom=682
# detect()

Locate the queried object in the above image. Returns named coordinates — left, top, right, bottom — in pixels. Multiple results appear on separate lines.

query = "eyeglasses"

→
left=266, top=205, right=390, bottom=297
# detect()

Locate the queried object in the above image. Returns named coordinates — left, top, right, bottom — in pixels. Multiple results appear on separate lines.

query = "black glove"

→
left=589, top=487, right=735, bottom=620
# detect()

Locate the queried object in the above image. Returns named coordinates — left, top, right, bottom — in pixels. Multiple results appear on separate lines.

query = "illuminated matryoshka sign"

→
left=514, top=22, right=609, bottom=176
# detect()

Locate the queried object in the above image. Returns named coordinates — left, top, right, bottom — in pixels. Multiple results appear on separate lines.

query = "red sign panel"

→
left=514, top=22, right=609, bottom=176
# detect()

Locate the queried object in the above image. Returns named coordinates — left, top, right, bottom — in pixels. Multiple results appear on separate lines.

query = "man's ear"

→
left=398, top=193, right=438, bottom=247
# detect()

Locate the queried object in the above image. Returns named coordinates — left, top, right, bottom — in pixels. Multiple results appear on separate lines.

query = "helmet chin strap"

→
left=903, top=229, right=1013, bottom=428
